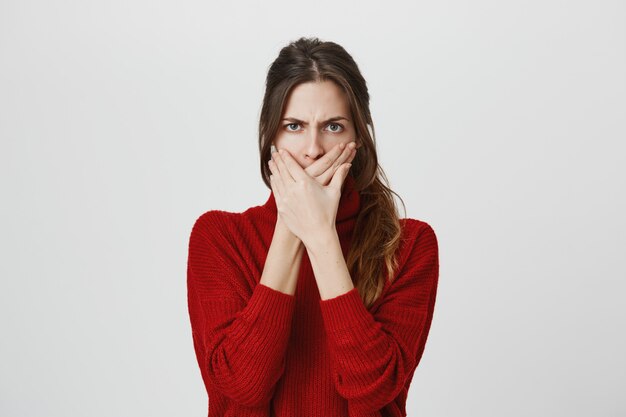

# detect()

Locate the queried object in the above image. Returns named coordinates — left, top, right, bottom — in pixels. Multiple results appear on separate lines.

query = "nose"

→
left=305, top=129, right=325, bottom=160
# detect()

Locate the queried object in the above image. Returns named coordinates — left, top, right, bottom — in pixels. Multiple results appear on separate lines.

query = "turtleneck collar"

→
left=260, top=173, right=361, bottom=241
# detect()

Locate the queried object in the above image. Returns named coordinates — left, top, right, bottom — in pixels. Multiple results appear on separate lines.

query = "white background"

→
left=1, top=0, right=624, bottom=416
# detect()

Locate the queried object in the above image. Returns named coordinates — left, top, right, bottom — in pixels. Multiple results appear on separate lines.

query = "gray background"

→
left=1, top=0, right=624, bottom=416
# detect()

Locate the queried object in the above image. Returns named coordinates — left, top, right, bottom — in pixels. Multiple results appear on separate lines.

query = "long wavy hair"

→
left=258, top=37, right=407, bottom=308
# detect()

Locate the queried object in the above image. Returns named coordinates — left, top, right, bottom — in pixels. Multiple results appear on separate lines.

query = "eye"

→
left=326, top=123, right=344, bottom=133
left=284, top=123, right=301, bottom=132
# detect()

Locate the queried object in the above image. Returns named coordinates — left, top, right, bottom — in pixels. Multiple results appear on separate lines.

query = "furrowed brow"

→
left=281, top=116, right=350, bottom=125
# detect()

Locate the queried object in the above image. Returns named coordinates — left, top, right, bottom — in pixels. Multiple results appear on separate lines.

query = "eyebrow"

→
left=281, top=116, right=350, bottom=125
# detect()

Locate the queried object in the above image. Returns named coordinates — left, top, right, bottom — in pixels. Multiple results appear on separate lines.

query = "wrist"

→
left=274, top=216, right=303, bottom=246
left=303, top=227, right=338, bottom=254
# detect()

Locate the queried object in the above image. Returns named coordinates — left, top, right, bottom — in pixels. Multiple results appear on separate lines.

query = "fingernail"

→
left=279, top=149, right=284, bottom=155
left=270, top=144, right=276, bottom=153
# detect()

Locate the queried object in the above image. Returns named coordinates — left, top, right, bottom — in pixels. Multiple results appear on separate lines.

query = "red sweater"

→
left=187, top=174, right=439, bottom=417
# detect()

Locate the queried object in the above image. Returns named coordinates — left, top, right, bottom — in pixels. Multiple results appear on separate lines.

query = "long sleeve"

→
left=318, top=220, right=439, bottom=415
left=186, top=211, right=296, bottom=407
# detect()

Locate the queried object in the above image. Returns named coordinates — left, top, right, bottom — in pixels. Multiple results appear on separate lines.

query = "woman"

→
left=187, top=37, right=439, bottom=417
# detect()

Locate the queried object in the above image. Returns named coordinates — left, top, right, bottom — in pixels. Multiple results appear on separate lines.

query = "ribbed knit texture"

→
left=187, top=174, right=439, bottom=417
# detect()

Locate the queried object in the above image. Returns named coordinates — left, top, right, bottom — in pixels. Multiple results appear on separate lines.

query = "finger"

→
left=329, top=162, right=352, bottom=191
left=334, top=141, right=357, bottom=165
left=272, top=150, right=296, bottom=184
left=277, top=149, right=308, bottom=182
left=316, top=142, right=356, bottom=184
left=269, top=173, right=280, bottom=197
left=326, top=141, right=356, bottom=173
left=269, top=156, right=286, bottom=197
left=269, top=174, right=285, bottom=212
left=269, top=173, right=278, bottom=198
left=305, top=142, right=345, bottom=178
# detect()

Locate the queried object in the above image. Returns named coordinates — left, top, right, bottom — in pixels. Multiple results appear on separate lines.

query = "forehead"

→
left=282, top=80, right=350, bottom=117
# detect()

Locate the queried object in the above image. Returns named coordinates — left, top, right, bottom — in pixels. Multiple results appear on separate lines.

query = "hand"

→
left=304, top=141, right=358, bottom=186
left=269, top=141, right=358, bottom=232
left=267, top=148, right=352, bottom=246
left=272, top=141, right=357, bottom=186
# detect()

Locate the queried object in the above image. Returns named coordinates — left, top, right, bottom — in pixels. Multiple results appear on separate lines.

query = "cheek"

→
left=273, top=135, right=297, bottom=152
left=272, top=134, right=290, bottom=149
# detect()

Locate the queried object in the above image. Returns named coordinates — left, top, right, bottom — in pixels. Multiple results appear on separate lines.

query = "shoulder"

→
left=400, top=218, right=437, bottom=247
left=190, top=198, right=269, bottom=236
left=189, top=209, right=240, bottom=247
left=377, top=217, right=439, bottom=303
left=187, top=210, right=249, bottom=279
left=397, top=218, right=439, bottom=268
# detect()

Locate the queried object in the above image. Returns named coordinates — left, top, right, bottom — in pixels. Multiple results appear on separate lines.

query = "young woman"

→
left=187, top=37, right=439, bottom=417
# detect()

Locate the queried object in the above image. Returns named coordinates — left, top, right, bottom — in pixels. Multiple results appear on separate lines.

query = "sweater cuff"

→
left=319, top=287, right=376, bottom=336
left=238, top=283, right=296, bottom=332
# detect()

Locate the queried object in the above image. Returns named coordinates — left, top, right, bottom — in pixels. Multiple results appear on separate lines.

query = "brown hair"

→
left=258, top=36, right=407, bottom=308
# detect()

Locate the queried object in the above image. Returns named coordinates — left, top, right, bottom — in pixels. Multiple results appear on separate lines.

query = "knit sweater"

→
left=186, top=174, right=439, bottom=417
